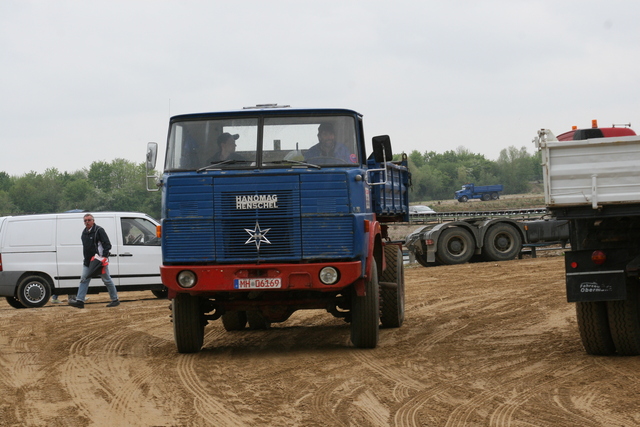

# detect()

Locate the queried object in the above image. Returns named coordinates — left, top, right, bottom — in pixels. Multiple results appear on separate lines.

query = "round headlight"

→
left=177, top=270, right=197, bottom=288
left=319, top=266, right=339, bottom=285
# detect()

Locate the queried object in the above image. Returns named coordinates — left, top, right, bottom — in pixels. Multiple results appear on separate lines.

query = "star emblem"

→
left=244, top=222, right=271, bottom=250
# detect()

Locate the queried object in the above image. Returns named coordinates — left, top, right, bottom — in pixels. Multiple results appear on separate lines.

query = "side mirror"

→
left=372, top=135, right=392, bottom=163
left=146, top=142, right=158, bottom=170
left=146, top=142, right=160, bottom=192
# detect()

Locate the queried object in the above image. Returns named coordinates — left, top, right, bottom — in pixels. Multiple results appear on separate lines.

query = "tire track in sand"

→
left=175, top=353, right=246, bottom=426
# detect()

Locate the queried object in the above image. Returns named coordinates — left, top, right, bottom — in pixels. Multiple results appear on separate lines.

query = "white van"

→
left=0, top=211, right=164, bottom=308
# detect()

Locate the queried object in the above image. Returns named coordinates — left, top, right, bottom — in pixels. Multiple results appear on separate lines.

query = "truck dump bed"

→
left=535, top=129, right=640, bottom=209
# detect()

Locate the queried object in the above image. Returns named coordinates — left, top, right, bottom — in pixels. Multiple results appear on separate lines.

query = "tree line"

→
left=0, top=145, right=540, bottom=219
left=404, top=145, right=542, bottom=202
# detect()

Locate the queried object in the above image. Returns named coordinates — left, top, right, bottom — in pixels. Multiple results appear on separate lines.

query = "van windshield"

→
left=165, top=115, right=359, bottom=171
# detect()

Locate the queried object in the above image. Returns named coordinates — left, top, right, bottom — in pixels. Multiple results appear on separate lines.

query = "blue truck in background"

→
left=455, top=183, right=503, bottom=202
left=146, top=105, right=410, bottom=353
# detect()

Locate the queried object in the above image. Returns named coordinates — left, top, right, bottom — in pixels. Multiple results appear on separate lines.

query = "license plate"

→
left=234, top=278, right=282, bottom=289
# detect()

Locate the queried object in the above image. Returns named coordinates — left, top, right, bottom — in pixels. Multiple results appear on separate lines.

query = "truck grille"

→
left=163, top=173, right=355, bottom=264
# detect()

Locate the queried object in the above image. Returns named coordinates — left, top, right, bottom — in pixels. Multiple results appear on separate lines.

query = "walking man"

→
left=68, top=214, right=120, bottom=308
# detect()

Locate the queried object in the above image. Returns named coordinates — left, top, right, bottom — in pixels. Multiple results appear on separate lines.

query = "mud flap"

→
left=565, top=249, right=628, bottom=302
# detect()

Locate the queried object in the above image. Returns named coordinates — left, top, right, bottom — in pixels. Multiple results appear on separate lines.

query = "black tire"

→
left=491, top=192, right=499, bottom=200
left=151, top=287, right=168, bottom=299
left=172, top=294, right=205, bottom=353
left=5, top=296, right=26, bottom=309
left=607, top=278, right=640, bottom=356
left=380, top=245, right=405, bottom=328
left=481, top=193, right=490, bottom=201
left=482, top=224, right=523, bottom=262
left=222, top=311, right=248, bottom=331
left=575, top=301, right=615, bottom=355
left=414, top=251, right=431, bottom=268
left=247, top=310, right=271, bottom=330
left=459, top=196, right=468, bottom=203
left=436, top=227, right=475, bottom=265
left=17, top=275, right=51, bottom=308
left=350, top=259, right=380, bottom=348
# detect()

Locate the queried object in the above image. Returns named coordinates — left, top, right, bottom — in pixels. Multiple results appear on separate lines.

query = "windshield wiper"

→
left=197, top=159, right=252, bottom=172
left=269, top=160, right=321, bottom=169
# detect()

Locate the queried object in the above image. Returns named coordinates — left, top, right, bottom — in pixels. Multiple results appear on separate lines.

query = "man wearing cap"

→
left=211, top=132, right=244, bottom=163
left=305, top=123, right=355, bottom=164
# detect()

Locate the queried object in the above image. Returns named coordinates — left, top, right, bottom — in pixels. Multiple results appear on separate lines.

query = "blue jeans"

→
left=76, top=264, right=118, bottom=302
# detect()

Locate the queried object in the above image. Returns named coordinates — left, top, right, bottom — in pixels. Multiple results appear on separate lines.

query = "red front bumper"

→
left=160, top=261, right=362, bottom=294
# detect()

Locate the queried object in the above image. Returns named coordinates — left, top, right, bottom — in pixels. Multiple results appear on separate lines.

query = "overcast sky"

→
left=2, top=0, right=639, bottom=176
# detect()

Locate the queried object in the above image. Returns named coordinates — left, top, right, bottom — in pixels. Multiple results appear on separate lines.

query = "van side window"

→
left=121, top=218, right=160, bottom=246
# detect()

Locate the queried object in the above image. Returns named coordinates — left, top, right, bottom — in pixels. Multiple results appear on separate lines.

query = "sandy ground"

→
left=2, top=255, right=640, bottom=426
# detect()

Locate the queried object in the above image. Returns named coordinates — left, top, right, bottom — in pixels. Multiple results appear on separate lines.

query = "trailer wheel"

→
left=172, top=294, right=205, bottom=353
left=222, top=311, right=248, bottom=331
left=247, top=310, right=271, bottom=330
left=481, top=193, right=490, bottom=201
left=491, top=192, right=499, bottom=200
left=380, top=245, right=405, bottom=328
left=482, top=224, right=522, bottom=261
left=17, top=275, right=51, bottom=308
left=575, top=301, right=615, bottom=355
left=5, top=296, right=26, bottom=309
left=414, top=252, right=431, bottom=267
left=607, top=278, right=640, bottom=356
left=436, top=227, right=474, bottom=265
left=458, top=196, right=468, bottom=203
left=351, top=259, right=380, bottom=348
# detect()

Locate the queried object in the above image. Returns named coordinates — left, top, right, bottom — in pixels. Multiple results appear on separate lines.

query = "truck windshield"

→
left=165, top=115, right=359, bottom=171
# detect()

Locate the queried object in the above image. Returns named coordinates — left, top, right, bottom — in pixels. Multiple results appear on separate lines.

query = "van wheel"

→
left=5, top=296, right=26, bottom=309
left=17, top=276, right=51, bottom=308
left=151, top=287, right=168, bottom=299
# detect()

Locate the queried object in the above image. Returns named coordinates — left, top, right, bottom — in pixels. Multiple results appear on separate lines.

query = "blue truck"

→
left=145, top=105, right=410, bottom=353
left=455, top=183, right=503, bottom=202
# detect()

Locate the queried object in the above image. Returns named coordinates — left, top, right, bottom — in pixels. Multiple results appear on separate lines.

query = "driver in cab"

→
left=304, top=123, right=356, bottom=164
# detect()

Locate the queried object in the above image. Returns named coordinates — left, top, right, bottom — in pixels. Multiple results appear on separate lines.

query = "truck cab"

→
left=146, top=105, right=410, bottom=353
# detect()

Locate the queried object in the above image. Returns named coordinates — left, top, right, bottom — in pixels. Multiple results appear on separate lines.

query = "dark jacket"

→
left=81, top=225, right=112, bottom=266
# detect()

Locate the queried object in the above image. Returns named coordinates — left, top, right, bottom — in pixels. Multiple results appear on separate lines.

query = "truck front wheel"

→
left=458, top=196, right=468, bottom=203
left=482, top=224, right=522, bottom=261
left=380, top=245, right=405, bottom=328
left=607, top=278, right=640, bottom=356
left=436, top=227, right=474, bottom=265
left=350, top=259, right=380, bottom=348
left=172, top=294, right=206, bottom=353
left=575, top=301, right=615, bottom=355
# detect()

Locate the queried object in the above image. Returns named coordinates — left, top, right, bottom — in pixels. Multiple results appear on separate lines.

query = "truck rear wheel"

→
left=172, top=294, right=205, bottom=353
left=380, top=245, right=405, bottom=328
left=436, top=227, right=474, bottom=265
left=17, top=275, right=51, bottom=308
left=482, top=224, right=522, bottom=261
left=481, top=193, right=490, bottom=201
left=491, top=192, right=499, bottom=200
left=607, top=278, right=640, bottom=356
left=575, top=301, right=615, bottom=355
left=247, top=311, right=271, bottom=330
left=222, top=311, right=247, bottom=331
left=350, top=259, right=380, bottom=348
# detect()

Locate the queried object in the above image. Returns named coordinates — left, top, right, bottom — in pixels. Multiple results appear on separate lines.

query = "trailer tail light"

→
left=425, top=239, right=434, bottom=246
left=591, top=250, right=606, bottom=265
